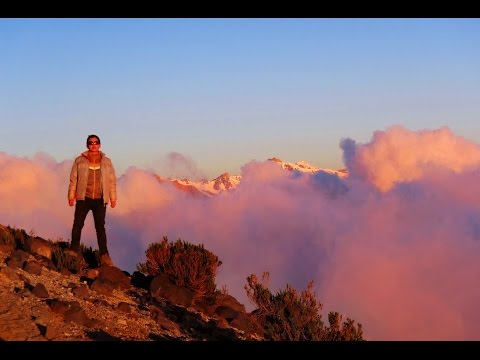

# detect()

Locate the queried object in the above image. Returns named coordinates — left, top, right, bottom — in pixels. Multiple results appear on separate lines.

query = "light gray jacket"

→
left=68, top=151, right=117, bottom=204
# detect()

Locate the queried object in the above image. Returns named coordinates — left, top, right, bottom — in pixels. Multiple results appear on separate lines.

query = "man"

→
left=68, top=134, right=117, bottom=267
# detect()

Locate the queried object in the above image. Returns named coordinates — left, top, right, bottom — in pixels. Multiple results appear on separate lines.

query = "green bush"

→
left=137, top=236, right=222, bottom=299
left=245, top=272, right=364, bottom=341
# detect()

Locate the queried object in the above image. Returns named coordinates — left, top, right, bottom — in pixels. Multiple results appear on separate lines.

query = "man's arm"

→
left=68, top=160, right=78, bottom=206
left=109, top=159, right=117, bottom=208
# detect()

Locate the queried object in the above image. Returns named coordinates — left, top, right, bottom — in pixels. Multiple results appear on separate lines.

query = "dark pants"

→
left=71, top=197, right=109, bottom=256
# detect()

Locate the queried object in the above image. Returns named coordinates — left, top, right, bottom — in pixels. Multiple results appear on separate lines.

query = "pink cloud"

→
left=341, top=125, right=480, bottom=192
left=151, top=151, right=207, bottom=180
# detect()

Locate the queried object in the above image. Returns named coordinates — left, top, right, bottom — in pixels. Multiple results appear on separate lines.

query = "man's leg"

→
left=71, top=200, right=90, bottom=252
left=91, top=198, right=108, bottom=256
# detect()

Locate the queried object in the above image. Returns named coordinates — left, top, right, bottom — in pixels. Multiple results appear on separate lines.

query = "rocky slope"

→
left=0, top=224, right=263, bottom=341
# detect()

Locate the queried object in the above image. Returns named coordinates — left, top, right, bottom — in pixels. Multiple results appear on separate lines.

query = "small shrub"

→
left=12, top=227, right=28, bottom=249
left=324, top=311, right=364, bottom=341
left=0, top=226, right=34, bottom=249
left=137, top=236, right=222, bottom=298
left=81, top=245, right=100, bottom=268
left=220, top=284, right=229, bottom=295
left=245, top=272, right=364, bottom=341
left=0, top=225, right=15, bottom=247
left=136, top=262, right=148, bottom=274
left=52, top=246, right=81, bottom=272
left=50, top=241, right=93, bottom=273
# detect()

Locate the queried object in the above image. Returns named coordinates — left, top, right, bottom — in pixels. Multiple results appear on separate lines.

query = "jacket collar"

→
left=81, top=150, right=105, bottom=159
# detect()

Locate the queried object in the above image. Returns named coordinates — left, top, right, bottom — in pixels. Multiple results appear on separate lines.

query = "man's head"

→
left=86, top=134, right=101, bottom=151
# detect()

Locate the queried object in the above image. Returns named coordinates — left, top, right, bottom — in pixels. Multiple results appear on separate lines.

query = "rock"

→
left=24, top=261, right=43, bottom=276
left=24, top=237, right=53, bottom=260
left=31, top=283, right=49, bottom=298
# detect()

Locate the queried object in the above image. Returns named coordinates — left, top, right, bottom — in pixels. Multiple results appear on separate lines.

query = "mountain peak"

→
left=215, top=172, right=230, bottom=179
left=213, top=172, right=238, bottom=191
left=267, top=157, right=347, bottom=177
left=268, top=157, right=319, bottom=173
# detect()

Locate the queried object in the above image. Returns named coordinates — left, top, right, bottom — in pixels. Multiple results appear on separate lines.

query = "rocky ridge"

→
left=0, top=225, right=264, bottom=341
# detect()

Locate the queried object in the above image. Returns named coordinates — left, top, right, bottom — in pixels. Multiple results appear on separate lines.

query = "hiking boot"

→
left=100, top=254, right=114, bottom=267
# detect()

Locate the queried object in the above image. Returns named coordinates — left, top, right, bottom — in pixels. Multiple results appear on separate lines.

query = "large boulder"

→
left=150, top=273, right=194, bottom=308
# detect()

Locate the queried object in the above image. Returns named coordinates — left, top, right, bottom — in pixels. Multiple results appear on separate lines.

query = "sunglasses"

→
left=88, top=141, right=99, bottom=145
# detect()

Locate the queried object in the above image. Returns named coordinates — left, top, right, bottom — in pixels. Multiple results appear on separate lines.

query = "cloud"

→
left=0, top=151, right=73, bottom=238
left=1, top=126, right=480, bottom=340
left=151, top=152, right=207, bottom=180
left=342, top=125, right=480, bottom=192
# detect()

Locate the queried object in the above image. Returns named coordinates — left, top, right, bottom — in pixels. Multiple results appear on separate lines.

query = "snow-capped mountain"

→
left=156, top=158, right=347, bottom=197
left=155, top=173, right=242, bottom=198
left=268, top=157, right=347, bottom=177
left=173, top=173, right=242, bottom=197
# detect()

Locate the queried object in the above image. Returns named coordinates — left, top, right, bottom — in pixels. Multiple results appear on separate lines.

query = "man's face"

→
left=87, top=137, right=101, bottom=151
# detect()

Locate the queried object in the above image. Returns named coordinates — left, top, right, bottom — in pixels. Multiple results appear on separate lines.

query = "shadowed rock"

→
left=0, top=266, right=19, bottom=281
left=6, top=249, right=30, bottom=269
left=44, top=325, right=62, bottom=340
left=215, top=306, right=239, bottom=321
left=97, top=266, right=130, bottom=290
left=31, top=283, right=49, bottom=298
left=131, top=271, right=151, bottom=290
left=195, top=293, right=245, bottom=317
left=84, top=268, right=100, bottom=280
left=72, top=285, right=90, bottom=300
left=93, top=298, right=111, bottom=307
left=150, top=273, right=194, bottom=308
left=117, top=302, right=131, bottom=313
left=47, top=299, right=93, bottom=327
left=90, top=278, right=114, bottom=296
left=163, top=304, right=239, bottom=340
left=24, top=261, right=43, bottom=276
left=48, top=299, right=77, bottom=316
left=64, top=305, right=94, bottom=328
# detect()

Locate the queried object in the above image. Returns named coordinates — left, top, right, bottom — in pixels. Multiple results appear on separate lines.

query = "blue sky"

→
left=1, top=18, right=479, bottom=178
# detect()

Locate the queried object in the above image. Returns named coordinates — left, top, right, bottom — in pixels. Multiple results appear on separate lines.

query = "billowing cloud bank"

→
left=1, top=125, right=480, bottom=340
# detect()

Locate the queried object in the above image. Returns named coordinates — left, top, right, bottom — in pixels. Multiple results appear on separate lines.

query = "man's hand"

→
left=68, top=199, right=75, bottom=207
left=110, top=200, right=116, bottom=208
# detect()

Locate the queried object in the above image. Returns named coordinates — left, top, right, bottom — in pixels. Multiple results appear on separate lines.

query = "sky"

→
left=1, top=18, right=479, bottom=178
left=2, top=19, right=480, bottom=340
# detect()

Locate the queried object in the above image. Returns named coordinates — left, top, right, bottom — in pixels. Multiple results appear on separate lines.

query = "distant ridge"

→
left=156, top=158, right=347, bottom=197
